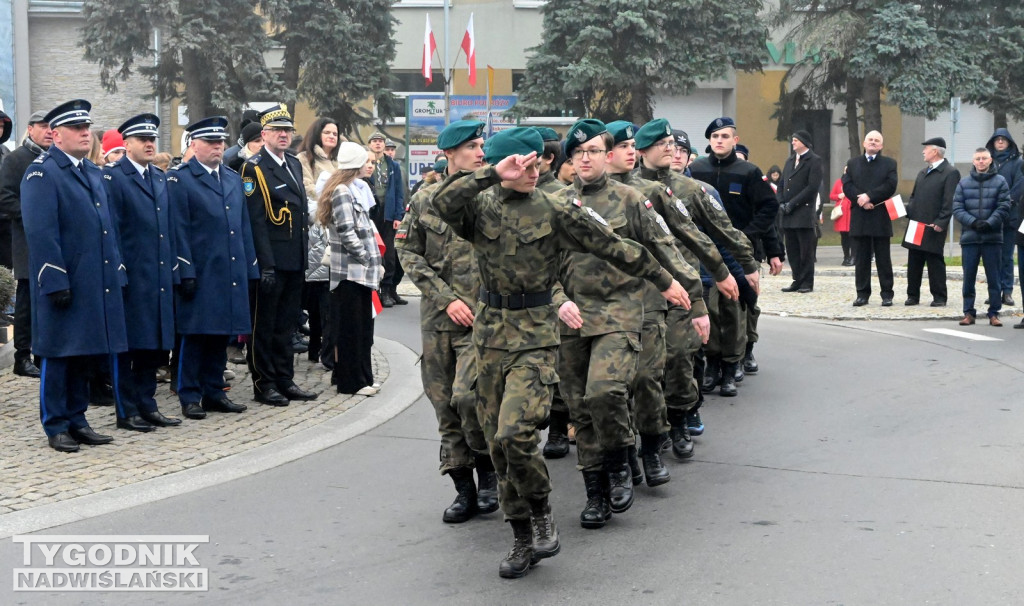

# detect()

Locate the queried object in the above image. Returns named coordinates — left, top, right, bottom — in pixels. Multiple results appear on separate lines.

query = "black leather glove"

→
left=48, top=289, right=72, bottom=309
left=178, top=278, right=197, bottom=301
left=259, top=268, right=277, bottom=294
left=973, top=220, right=990, bottom=232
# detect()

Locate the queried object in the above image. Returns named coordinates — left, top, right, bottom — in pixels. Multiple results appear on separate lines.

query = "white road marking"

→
left=923, top=328, right=1003, bottom=342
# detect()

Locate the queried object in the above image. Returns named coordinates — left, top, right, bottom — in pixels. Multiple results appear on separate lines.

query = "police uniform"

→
left=169, top=117, right=258, bottom=419
left=432, top=127, right=683, bottom=579
left=21, top=99, right=128, bottom=452
left=240, top=104, right=314, bottom=405
left=103, top=113, right=181, bottom=430
left=394, top=120, right=496, bottom=523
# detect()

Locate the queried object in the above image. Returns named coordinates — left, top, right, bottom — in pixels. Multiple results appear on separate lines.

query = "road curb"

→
left=0, top=337, right=423, bottom=539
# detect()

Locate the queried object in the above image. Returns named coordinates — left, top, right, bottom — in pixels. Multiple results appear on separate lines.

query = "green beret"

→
left=483, top=127, right=544, bottom=165
left=437, top=120, right=485, bottom=151
left=432, top=158, right=448, bottom=174
left=606, top=120, right=637, bottom=145
left=565, top=119, right=608, bottom=157
left=635, top=119, right=673, bottom=150
left=533, top=127, right=560, bottom=142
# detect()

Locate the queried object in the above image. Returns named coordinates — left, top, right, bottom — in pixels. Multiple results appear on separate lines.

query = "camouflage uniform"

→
left=536, top=170, right=565, bottom=194
left=553, top=174, right=703, bottom=471
left=638, top=165, right=757, bottom=416
left=431, top=166, right=678, bottom=520
left=395, top=181, right=486, bottom=473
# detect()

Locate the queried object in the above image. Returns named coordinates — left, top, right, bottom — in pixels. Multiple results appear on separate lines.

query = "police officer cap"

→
left=533, top=127, right=560, bottom=142
left=0, top=111, right=11, bottom=145
left=634, top=118, right=673, bottom=150
left=45, top=99, right=93, bottom=129
left=186, top=116, right=230, bottom=141
left=672, top=129, right=691, bottom=151
left=606, top=121, right=638, bottom=145
left=259, top=103, right=293, bottom=128
left=433, top=158, right=448, bottom=174
left=483, top=127, right=544, bottom=165
left=437, top=120, right=485, bottom=151
left=705, top=116, right=736, bottom=140
left=118, top=113, right=160, bottom=139
left=922, top=136, right=946, bottom=148
left=564, top=119, right=608, bottom=157
left=736, top=144, right=750, bottom=159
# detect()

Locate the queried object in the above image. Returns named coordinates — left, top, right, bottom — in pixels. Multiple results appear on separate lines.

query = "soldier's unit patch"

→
left=709, top=196, right=724, bottom=212
left=674, top=198, right=690, bottom=217
left=586, top=207, right=608, bottom=226
left=644, top=199, right=653, bottom=209
left=655, top=214, right=671, bottom=235
left=242, top=177, right=256, bottom=196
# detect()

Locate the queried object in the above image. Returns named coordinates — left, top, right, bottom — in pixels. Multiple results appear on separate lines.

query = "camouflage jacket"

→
left=638, top=164, right=758, bottom=274
left=552, top=173, right=705, bottom=337
left=536, top=170, right=563, bottom=194
left=395, top=181, right=479, bottom=332
left=431, top=167, right=674, bottom=353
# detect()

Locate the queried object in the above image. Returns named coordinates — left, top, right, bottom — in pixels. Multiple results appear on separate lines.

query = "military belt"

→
left=479, top=288, right=552, bottom=310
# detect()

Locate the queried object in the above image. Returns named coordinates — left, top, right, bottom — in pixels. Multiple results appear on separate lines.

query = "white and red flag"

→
left=423, top=15, right=437, bottom=85
left=884, top=194, right=906, bottom=220
left=371, top=291, right=384, bottom=319
left=461, top=14, right=476, bottom=86
left=904, top=220, right=926, bottom=246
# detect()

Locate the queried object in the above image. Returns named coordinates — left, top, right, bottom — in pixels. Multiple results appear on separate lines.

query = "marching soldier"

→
left=103, top=113, right=181, bottom=431
left=21, top=99, right=128, bottom=452
left=240, top=104, right=316, bottom=405
left=432, top=127, right=689, bottom=578
left=395, top=120, right=497, bottom=524
left=169, top=117, right=258, bottom=420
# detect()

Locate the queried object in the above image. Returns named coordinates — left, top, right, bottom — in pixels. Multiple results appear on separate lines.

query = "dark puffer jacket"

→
left=985, top=128, right=1024, bottom=226
left=953, top=167, right=1011, bottom=245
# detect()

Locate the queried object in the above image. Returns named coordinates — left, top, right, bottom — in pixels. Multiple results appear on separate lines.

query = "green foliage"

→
left=514, top=0, right=766, bottom=123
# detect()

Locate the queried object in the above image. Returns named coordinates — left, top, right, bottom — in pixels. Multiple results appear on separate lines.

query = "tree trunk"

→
left=861, top=75, right=882, bottom=133
left=845, top=76, right=860, bottom=158
left=282, top=38, right=301, bottom=117
left=629, top=82, right=653, bottom=125
left=181, top=49, right=213, bottom=126
left=994, top=108, right=1008, bottom=130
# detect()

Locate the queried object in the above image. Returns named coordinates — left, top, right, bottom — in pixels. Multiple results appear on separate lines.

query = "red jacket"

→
left=830, top=177, right=851, bottom=232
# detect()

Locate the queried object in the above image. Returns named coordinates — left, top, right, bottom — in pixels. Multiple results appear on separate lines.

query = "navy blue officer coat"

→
left=103, top=156, right=177, bottom=351
left=169, top=157, right=259, bottom=335
left=20, top=149, right=128, bottom=358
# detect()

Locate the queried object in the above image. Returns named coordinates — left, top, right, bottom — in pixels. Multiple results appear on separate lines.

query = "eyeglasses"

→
left=571, top=148, right=607, bottom=159
left=652, top=140, right=677, bottom=150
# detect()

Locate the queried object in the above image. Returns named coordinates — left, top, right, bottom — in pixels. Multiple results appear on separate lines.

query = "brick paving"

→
left=0, top=350, right=388, bottom=515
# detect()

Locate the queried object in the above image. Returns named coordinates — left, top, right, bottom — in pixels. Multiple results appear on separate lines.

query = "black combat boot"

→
left=627, top=443, right=644, bottom=486
left=528, top=498, right=560, bottom=560
left=579, top=471, right=612, bottom=529
left=442, top=467, right=478, bottom=523
left=498, top=519, right=535, bottom=579
left=640, top=433, right=670, bottom=487
left=390, top=286, right=409, bottom=305
left=719, top=362, right=738, bottom=397
left=475, top=454, right=499, bottom=514
left=743, top=341, right=758, bottom=374
left=701, top=357, right=722, bottom=393
left=604, top=447, right=634, bottom=513
left=734, top=361, right=744, bottom=383
left=542, top=409, right=570, bottom=459
left=669, top=424, right=694, bottom=459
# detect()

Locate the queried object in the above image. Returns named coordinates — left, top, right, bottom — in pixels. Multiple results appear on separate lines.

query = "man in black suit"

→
left=240, top=104, right=317, bottom=406
left=779, top=130, right=823, bottom=293
left=902, top=137, right=960, bottom=307
left=843, top=130, right=899, bottom=306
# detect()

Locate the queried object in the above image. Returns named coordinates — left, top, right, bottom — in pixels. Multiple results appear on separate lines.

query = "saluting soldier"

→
left=395, top=120, right=496, bottom=524
left=432, top=127, right=689, bottom=579
left=240, top=104, right=316, bottom=406
left=169, top=117, right=258, bottom=420
left=21, top=99, right=128, bottom=452
left=103, top=113, right=181, bottom=431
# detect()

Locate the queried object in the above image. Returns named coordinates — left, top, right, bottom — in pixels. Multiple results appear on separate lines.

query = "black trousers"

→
left=840, top=232, right=853, bottom=259
left=14, top=279, right=32, bottom=363
left=114, top=349, right=168, bottom=418
left=906, top=249, right=947, bottom=302
left=330, top=281, right=375, bottom=394
left=853, top=235, right=894, bottom=299
left=248, top=269, right=303, bottom=394
left=178, top=335, right=229, bottom=404
left=375, top=216, right=404, bottom=290
left=303, top=281, right=333, bottom=367
left=784, top=227, right=816, bottom=289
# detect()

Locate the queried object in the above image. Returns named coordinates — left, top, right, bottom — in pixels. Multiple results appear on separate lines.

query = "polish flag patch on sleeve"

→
left=644, top=199, right=653, bottom=209
left=572, top=198, right=583, bottom=207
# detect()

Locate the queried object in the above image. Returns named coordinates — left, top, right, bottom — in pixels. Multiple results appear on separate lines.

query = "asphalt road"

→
left=4, top=302, right=1024, bottom=605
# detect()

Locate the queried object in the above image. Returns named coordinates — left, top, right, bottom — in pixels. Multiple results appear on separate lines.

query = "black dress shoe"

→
left=140, top=410, right=182, bottom=426
left=13, top=359, right=42, bottom=378
left=1003, top=293, right=1015, bottom=306
left=852, top=297, right=869, bottom=307
left=202, top=397, right=247, bottom=413
left=116, top=416, right=156, bottom=432
left=391, top=290, right=409, bottom=305
left=48, top=432, right=80, bottom=452
left=930, top=300, right=947, bottom=307
left=780, top=283, right=799, bottom=292
left=881, top=298, right=893, bottom=307
left=905, top=298, right=919, bottom=306
left=181, top=402, right=207, bottom=419
left=280, top=384, right=318, bottom=401
left=68, top=426, right=114, bottom=445
left=255, top=387, right=290, bottom=406
left=380, top=293, right=395, bottom=308
left=797, top=288, right=813, bottom=293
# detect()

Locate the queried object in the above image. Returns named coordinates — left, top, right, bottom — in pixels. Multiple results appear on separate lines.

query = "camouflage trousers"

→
left=421, top=330, right=486, bottom=474
left=664, top=305, right=703, bottom=424
left=704, top=283, right=747, bottom=362
left=476, top=343, right=558, bottom=521
left=631, top=311, right=670, bottom=436
left=746, top=303, right=760, bottom=345
left=558, top=331, right=640, bottom=472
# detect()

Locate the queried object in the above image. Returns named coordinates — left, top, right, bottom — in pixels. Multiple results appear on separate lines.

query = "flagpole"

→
left=443, top=1, right=451, bottom=125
